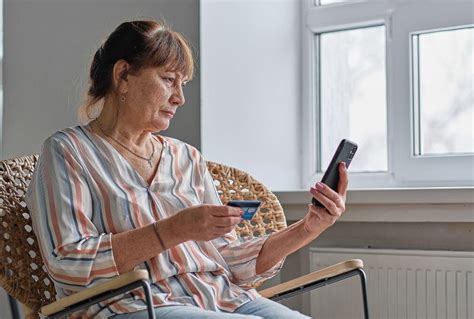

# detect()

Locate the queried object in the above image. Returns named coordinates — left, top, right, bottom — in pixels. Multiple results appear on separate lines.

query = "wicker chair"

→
left=0, top=155, right=369, bottom=318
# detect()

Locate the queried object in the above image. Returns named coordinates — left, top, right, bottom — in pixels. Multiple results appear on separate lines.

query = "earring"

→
left=120, top=95, right=126, bottom=102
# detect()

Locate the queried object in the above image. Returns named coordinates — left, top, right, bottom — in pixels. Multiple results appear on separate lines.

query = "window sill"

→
left=274, top=187, right=474, bottom=223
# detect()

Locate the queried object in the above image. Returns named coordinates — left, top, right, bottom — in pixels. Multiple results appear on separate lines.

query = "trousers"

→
left=113, top=297, right=310, bottom=318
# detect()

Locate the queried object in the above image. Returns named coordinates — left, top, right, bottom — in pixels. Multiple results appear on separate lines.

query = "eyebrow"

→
left=162, top=68, right=190, bottom=83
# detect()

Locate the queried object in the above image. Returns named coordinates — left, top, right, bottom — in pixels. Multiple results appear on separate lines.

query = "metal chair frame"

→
left=269, top=268, right=369, bottom=319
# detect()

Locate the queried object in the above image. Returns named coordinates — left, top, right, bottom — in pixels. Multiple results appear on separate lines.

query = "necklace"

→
left=95, top=121, right=156, bottom=168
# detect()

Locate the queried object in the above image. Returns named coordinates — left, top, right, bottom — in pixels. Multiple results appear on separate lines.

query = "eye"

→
left=161, top=75, right=175, bottom=84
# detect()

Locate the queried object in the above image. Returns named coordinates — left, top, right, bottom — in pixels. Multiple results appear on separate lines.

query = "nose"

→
left=170, top=84, right=185, bottom=107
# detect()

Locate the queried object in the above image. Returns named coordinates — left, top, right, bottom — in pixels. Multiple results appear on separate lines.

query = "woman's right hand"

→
left=173, top=205, right=243, bottom=241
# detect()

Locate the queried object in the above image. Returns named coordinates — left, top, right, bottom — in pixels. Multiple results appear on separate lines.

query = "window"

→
left=412, top=27, right=473, bottom=156
left=302, top=0, right=474, bottom=188
left=319, top=26, right=387, bottom=173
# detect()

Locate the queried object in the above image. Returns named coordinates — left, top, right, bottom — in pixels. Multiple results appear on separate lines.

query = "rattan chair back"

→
left=0, top=155, right=55, bottom=314
left=0, top=156, right=287, bottom=315
left=206, top=161, right=287, bottom=238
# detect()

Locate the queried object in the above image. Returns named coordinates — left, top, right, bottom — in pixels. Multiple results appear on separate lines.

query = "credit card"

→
left=226, top=200, right=261, bottom=220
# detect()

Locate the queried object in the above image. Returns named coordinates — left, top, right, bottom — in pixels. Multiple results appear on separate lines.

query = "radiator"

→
left=309, top=248, right=474, bottom=319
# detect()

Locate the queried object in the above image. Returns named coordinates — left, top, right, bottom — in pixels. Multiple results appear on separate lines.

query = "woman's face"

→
left=122, top=65, right=187, bottom=132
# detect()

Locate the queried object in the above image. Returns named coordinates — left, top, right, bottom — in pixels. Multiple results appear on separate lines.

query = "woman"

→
left=26, top=20, right=348, bottom=318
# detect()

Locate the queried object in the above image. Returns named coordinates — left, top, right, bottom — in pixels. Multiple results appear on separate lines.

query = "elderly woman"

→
left=26, top=20, right=348, bottom=318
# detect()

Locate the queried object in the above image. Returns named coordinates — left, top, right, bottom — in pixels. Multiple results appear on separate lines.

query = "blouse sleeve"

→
left=26, top=135, right=119, bottom=293
left=200, top=156, right=284, bottom=289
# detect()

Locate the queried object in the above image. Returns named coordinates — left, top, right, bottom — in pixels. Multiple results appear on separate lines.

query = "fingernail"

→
left=316, top=182, right=324, bottom=190
left=342, top=162, right=346, bottom=169
left=310, top=186, right=317, bottom=192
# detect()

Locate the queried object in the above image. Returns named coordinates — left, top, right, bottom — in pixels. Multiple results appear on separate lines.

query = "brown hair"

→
left=78, top=20, right=194, bottom=123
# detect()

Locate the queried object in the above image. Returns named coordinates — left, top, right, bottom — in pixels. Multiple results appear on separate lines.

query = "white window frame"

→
left=302, top=0, right=474, bottom=189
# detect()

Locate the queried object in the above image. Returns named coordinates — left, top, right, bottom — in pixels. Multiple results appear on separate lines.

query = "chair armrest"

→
left=258, top=259, right=363, bottom=299
left=40, top=270, right=149, bottom=316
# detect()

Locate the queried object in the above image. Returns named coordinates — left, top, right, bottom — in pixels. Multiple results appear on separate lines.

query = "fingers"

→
left=213, top=216, right=240, bottom=237
left=312, top=182, right=345, bottom=210
left=310, top=186, right=339, bottom=215
left=336, top=162, right=349, bottom=196
left=310, top=181, right=346, bottom=218
left=213, top=215, right=242, bottom=227
left=201, top=205, right=241, bottom=231
left=209, top=205, right=243, bottom=217
left=184, top=205, right=242, bottom=241
left=310, top=162, right=348, bottom=215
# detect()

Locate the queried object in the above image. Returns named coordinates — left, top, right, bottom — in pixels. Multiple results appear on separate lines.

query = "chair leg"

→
left=7, top=294, right=20, bottom=319
left=139, top=280, right=156, bottom=319
left=46, top=280, right=156, bottom=318
left=269, top=268, right=370, bottom=319
left=356, top=269, right=369, bottom=319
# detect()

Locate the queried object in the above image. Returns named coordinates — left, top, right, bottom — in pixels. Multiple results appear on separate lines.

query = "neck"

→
left=95, top=97, right=151, bottom=148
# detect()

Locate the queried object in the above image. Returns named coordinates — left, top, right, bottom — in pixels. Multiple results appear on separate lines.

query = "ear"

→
left=112, top=60, right=130, bottom=95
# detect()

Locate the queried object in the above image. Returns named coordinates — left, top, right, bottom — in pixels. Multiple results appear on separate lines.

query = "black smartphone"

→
left=312, top=139, right=358, bottom=207
left=226, top=200, right=261, bottom=220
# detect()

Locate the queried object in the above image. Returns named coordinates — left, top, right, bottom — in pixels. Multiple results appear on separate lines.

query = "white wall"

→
left=201, top=0, right=301, bottom=191
left=2, top=0, right=201, bottom=160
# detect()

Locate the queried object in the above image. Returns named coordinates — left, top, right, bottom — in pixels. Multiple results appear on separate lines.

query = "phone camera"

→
left=349, top=148, right=356, bottom=159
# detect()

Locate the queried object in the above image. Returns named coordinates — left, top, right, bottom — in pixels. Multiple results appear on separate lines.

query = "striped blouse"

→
left=26, top=125, right=283, bottom=318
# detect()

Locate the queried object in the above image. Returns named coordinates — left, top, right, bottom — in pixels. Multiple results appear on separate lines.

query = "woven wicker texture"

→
left=206, top=161, right=287, bottom=238
left=0, top=156, right=287, bottom=314
left=0, top=155, right=55, bottom=314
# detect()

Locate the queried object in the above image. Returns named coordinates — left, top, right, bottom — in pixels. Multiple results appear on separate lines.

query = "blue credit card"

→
left=226, top=200, right=261, bottom=220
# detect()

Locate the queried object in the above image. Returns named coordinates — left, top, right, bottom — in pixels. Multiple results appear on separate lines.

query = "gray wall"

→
left=2, top=0, right=201, bottom=160
left=0, top=1, right=199, bottom=317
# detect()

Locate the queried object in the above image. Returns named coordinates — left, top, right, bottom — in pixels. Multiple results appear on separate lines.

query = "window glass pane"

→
left=414, top=27, right=474, bottom=156
left=319, top=26, right=387, bottom=172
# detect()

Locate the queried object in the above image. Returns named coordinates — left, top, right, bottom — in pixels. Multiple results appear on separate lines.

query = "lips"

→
left=160, top=110, right=175, bottom=117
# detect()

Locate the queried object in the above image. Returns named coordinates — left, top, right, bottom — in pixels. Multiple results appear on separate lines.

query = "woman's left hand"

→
left=303, top=162, right=348, bottom=234
left=256, top=162, right=349, bottom=274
